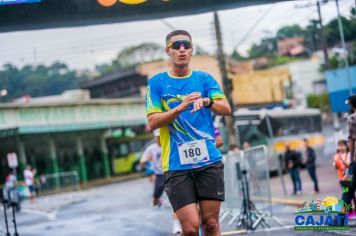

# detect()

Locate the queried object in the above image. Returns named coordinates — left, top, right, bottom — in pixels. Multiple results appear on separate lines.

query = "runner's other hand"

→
left=178, top=93, right=201, bottom=111
left=192, top=98, right=210, bottom=113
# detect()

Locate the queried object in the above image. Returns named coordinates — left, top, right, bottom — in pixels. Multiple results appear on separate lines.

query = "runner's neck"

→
left=169, top=66, right=191, bottom=78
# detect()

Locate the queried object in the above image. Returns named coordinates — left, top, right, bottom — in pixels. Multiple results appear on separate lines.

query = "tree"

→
left=231, top=50, right=246, bottom=61
left=0, top=62, right=89, bottom=102
left=248, top=38, right=276, bottom=59
left=307, top=94, right=330, bottom=113
left=325, top=16, right=356, bottom=46
left=116, top=43, right=165, bottom=68
left=276, top=25, right=305, bottom=39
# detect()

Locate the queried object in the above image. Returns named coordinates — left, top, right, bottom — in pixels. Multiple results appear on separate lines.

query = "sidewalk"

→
left=270, top=163, right=342, bottom=206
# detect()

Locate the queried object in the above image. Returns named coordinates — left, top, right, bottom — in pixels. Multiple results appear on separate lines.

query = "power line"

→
left=233, top=5, right=275, bottom=50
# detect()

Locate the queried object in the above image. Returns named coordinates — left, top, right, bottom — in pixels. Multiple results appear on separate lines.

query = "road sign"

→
left=7, top=152, right=18, bottom=168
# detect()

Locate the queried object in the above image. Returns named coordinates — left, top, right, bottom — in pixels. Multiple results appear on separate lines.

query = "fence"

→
left=38, top=171, right=80, bottom=194
left=221, top=145, right=275, bottom=227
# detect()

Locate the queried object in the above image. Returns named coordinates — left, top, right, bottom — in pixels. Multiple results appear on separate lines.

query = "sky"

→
left=0, top=0, right=355, bottom=71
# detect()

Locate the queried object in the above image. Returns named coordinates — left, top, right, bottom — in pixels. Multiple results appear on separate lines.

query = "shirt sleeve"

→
left=214, top=127, right=221, bottom=138
left=146, top=77, right=163, bottom=116
left=348, top=115, right=356, bottom=140
left=140, top=145, right=153, bottom=163
left=205, top=74, right=226, bottom=101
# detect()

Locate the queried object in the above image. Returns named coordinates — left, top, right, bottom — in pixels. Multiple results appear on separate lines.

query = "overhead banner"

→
left=0, top=0, right=289, bottom=32
left=0, top=0, right=41, bottom=5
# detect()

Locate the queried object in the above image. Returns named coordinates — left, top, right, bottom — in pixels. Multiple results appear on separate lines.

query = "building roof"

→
left=80, top=68, right=143, bottom=89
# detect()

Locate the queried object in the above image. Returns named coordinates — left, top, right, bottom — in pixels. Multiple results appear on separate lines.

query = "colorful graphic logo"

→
left=97, top=0, right=171, bottom=7
left=294, top=197, right=351, bottom=231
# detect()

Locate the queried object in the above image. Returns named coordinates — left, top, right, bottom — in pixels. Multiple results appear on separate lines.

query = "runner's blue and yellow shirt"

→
left=146, top=70, right=226, bottom=172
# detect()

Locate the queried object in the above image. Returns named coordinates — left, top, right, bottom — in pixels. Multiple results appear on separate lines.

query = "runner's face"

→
left=166, top=35, right=193, bottom=67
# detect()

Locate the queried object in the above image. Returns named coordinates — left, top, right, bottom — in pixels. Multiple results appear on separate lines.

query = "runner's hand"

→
left=192, top=98, right=210, bottom=113
left=177, top=93, right=201, bottom=111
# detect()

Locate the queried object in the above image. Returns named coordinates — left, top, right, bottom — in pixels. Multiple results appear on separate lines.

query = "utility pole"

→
left=335, top=0, right=353, bottom=95
left=295, top=1, right=330, bottom=68
left=316, top=0, right=330, bottom=69
left=213, top=11, right=235, bottom=145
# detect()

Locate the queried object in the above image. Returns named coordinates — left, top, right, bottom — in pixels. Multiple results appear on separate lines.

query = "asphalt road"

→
left=1, top=122, right=355, bottom=236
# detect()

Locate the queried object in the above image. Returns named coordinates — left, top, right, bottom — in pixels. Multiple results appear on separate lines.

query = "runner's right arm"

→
left=147, top=93, right=201, bottom=130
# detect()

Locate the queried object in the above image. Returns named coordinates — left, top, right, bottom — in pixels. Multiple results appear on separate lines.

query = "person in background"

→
left=344, top=95, right=356, bottom=220
left=303, top=138, right=319, bottom=194
left=23, top=165, right=36, bottom=202
left=333, top=140, right=351, bottom=181
left=214, top=127, right=223, bottom=148
left=284, top=144, right=302, bottom=195
left=228, top=144, right=240, bottom=154
left=242, top=142, right=250, bottom=150
left=5, top=170, right=17, bottom=190
left=140, top=130, right=182, bottom=235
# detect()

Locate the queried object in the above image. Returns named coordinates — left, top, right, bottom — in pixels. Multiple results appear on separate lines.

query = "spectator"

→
left=303, top=138, right=319, bottom=194
left=24, top=165, right=36, bottom=202
left=284, top=144, right=302, bottom=195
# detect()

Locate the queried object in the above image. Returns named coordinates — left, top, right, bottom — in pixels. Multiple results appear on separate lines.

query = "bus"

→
left=107, top=133, right=153, bottom=175
left=233, top=108, right=324, bottom=173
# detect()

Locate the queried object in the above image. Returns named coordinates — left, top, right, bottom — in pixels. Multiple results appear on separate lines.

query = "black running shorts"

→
left=163, top=162, right=225, bottom=212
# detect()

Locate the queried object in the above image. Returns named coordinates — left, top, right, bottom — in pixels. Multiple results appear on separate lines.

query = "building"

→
left=277, top=37, right=305, bottom=56
left=230, top=68, right=291, bottom=107
left=0, top=97, right=147, bottom=183
left=325, top=66, right=356, bottom=113
left=274, top=57, right=326, bottom=108
left=80, top=68, right=147, bottom=99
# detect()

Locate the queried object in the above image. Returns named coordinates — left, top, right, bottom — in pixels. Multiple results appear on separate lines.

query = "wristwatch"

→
left=206, top=98, right=214, bottom=108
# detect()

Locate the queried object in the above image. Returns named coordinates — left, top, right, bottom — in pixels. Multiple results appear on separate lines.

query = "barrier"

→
left=221, top=145, right=283, bottom=229
left=38, top=171, right=80, bottom=194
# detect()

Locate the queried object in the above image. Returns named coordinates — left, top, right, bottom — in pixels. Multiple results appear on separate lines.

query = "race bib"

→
left=178, top=139, right=210, bottom=165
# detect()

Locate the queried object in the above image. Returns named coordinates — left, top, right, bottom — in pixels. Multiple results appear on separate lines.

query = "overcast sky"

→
left=0, top=0, right=354, bottom=71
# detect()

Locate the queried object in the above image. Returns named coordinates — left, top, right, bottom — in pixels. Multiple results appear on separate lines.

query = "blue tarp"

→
left=325, top=66, right=356, bottom=113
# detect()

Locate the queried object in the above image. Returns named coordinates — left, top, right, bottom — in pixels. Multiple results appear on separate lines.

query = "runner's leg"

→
left=199, top=200, right=221, bottom=236
left=175, top=203, right=200, bottom=236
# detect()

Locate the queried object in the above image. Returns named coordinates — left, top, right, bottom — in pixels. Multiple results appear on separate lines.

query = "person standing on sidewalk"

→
left=146, top=30, right=231, bottom=236
left=303, top=138, right=319, bottom=194
left=344, top=95, right=356, bottom=219
left=284, top=144, right=302, bottom=195
left=333, top=140, right=351, bottom=181
left=24, top=165, right=37, bottom=202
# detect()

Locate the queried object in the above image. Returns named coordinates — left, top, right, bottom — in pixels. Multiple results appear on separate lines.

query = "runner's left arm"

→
left=209, top=98, right=231, bottom=116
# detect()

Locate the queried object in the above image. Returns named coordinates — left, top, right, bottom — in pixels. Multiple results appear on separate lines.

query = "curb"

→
left=271, top=197, right=303, bottom=206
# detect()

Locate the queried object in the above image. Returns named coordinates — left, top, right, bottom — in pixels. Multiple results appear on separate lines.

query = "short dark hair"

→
left=166, top=30, right=192, bottom=44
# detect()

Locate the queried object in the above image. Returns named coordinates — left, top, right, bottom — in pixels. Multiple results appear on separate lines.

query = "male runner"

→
left=146, top=30, right=231, bottom=236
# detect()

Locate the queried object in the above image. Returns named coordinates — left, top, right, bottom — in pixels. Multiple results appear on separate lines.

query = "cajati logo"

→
left=294, top=197, right=351, bottom=231
left=97, top=0, right=171, bottom=7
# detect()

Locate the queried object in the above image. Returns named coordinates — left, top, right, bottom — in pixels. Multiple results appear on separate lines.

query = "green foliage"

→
left=231, top=50, right=246, bottom=61
left=248, top=38, right=276, bottom=59
left=117, top=43, right=164, bottom=68
left=276, top=25, right=305, bottom=39
left=325, top=16, right=356, bottom=47
left=269, top=56, right=301, bottom=66
left=320, top=41, right=356, bottom=71
left=307, top=93, right=330, bottom=113
left=236, top=7, right=356, bottom=62
left=0, top=62, right=89, bottom=102
left=94, top=42, right=164, bottom=76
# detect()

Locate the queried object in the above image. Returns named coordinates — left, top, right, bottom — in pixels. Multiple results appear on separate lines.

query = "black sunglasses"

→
left=166, top=40, right=192, bottom=50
